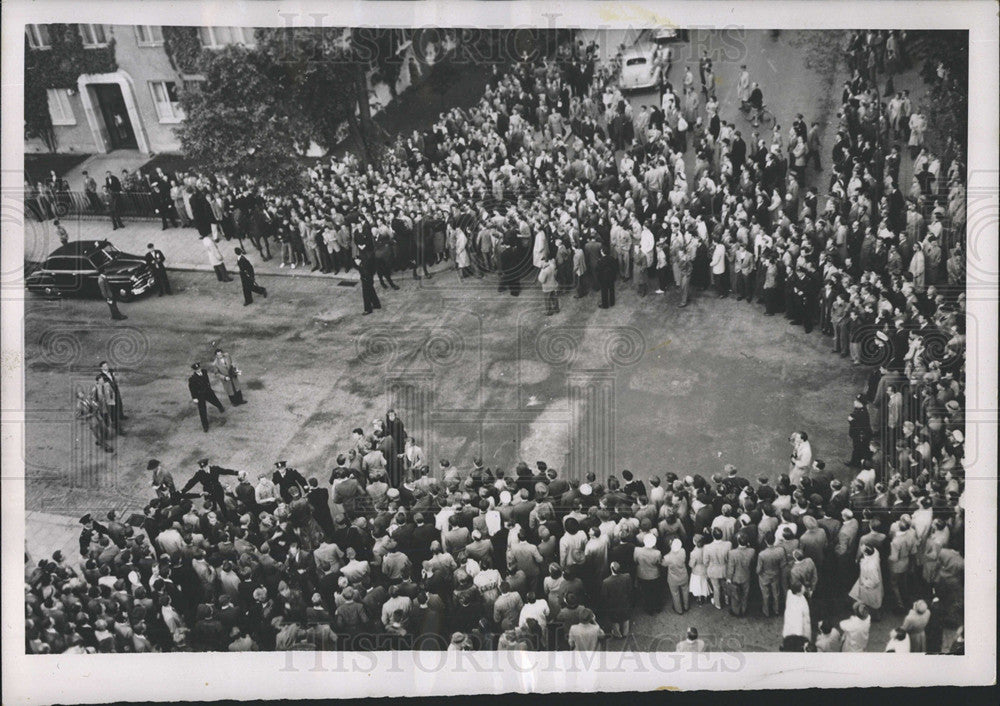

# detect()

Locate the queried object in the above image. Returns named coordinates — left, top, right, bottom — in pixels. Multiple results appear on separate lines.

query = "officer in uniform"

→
left=188, top=362, right=225, bottom=432
left=355, top=242, right=382, bottom=315
left=846, top=394, right=873, bottom=467
left=272, top=460, right=308, bottom=503
left=145, top=243, right=172, bottom=296
left=180, top=458, right=239, bottom=518
left=78, top=513, right=109, bottom=558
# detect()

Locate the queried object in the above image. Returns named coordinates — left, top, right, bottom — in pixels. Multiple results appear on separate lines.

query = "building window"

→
left=149, top=81, right=183, bottom=122
left=79, top=24, right=109, bottom=48
left=26, top=24, right=52, bottom=49
left=46, top=88, right=76, bottom=126
left=198, top=26, right=254, bottom=49
left=135, top=25, right=164, bottom=47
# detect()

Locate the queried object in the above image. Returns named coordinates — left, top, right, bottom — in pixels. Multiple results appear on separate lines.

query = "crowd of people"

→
left=26, top=29, right=967, bottom=654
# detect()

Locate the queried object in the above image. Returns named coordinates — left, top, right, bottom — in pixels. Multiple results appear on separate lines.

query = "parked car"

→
left=25, top=240, right=155, bottom=301
left=619, top=45, right=662, bottom=91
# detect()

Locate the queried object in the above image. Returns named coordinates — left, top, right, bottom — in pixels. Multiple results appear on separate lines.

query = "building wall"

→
left=26, top=89, right=93, bottom=154
left=112, top=25, right=184, bottom=153
left=30, top=25, right=436, bottom=157
left=29, top=24, right=184, bottom=155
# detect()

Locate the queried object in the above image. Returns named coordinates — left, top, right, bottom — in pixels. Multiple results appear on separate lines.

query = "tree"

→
left=175, top=45, right=311, bottom=187
left=254, top=27, right=382, bottom=166
left=914, top=30, right=968, bottom=164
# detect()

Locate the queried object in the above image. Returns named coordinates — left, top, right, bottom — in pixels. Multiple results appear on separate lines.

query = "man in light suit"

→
left=725, top=534, right=755, bottom=616
left=704, top=527, right=731, bottom=609
left=98, top=360, right=127, bottom=428
left=756, top=531, right=785, bottom=617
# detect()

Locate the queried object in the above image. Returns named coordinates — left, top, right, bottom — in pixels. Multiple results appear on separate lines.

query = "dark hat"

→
left=275, top=460, right=287, bottom=468
left=79, top=513, right=92, bottom=525
left=198, top=458, right=209, bottom=467
left=147, top=459, right=161, bottom=470
left=191, top=362, right=201, bottom=370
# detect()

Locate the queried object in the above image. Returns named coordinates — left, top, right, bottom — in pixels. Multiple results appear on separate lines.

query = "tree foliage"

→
left=914, top=30, right=968, bottom=164
left=162, top=26, right=204, bottom=75
left=175, top=45, right=311, bottom=187
left=177, top=27, right=396, bottom=181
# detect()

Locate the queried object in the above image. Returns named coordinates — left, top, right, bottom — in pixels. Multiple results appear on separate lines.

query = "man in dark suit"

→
left=98, top=360, right=127, bottom=430
left=307, top=477, right=336, bottom=539
left=355, top=242, right=382, bottom=315
left=104, top=171, right=124, bottom=229
left=730, top=131, right=747, bottom=179
left=145, top=243, right=171, bottom=296
left=846, top=394, right=872, bottom=467
left=235, top=248, right=267, bottom=305
left=104, top=170, right=122, bottom=194
left=78, top=513, right=110, bottom=558
left=595, top=246, right=619, bottom=309
left=180, top=458, right=238, bottom=518
left=188, top=362, right=225, bottom=432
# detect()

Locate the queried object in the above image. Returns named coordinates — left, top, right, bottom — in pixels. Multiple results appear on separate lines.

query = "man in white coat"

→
left=202, top=236, right=233, bottom=282
left=711, top=238, right=728, bottom=297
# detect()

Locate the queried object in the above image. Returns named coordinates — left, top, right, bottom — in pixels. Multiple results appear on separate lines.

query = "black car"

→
left=25, top=240, right=155, bottom=301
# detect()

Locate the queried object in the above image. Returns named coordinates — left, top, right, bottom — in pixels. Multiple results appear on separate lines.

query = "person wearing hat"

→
left=187, top=362, right=225, bottom=433
left=234, top=247, right=268, bottom=306
left=846, top=393, right=873, bottom=467
left=271, top=461, right=307, bottom=504
left=355, top=239, right=382, bottom=315
left=179, top=457, right=238, bottom=519
left=77, top=513, right=110, bottom=559
left=633, top=532, right=663, bottom=614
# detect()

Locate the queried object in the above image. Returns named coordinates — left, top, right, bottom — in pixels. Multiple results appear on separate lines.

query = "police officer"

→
left=188, top=362, right=225, bottom=432
left=97, top=272, right=126, bottom=320
left=145, top=243, right=171, bottom=296
left=355, top=242, right=382, bottom=315
left=180, top=458, right=239, bottom=519
left=846, top=394, right=873, bottom=467
left=78, top=513, right=109, bottom=558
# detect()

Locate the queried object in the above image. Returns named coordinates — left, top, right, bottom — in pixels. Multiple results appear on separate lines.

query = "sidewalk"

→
left=24, top=511, right=84, bottom=570
left=44, top=217, right=456, bottom=282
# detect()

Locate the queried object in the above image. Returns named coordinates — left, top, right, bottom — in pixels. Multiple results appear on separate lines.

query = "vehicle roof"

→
left=623, top=44, right=655, bottom=60
left=47, top=240, right=112, bottom=258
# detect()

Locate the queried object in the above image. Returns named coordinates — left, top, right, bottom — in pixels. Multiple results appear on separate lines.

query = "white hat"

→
left=580, top=483, right=593, bottom=496
left=643, top=534, right=656, bottom=548
left=499, top=490, right=512, bottom=505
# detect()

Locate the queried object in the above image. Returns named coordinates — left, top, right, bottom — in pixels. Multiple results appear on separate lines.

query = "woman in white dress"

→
left=688, top=534, right=711, bottom=604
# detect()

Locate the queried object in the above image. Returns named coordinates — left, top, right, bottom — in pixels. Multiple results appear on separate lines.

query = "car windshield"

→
left=90, top=245, right=118, bottom=267
left=626, top=57, right=647, bottom=66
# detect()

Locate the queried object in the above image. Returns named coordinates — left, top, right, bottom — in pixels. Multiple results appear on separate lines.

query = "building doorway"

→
left=92, top=83, right=138, bottom=150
